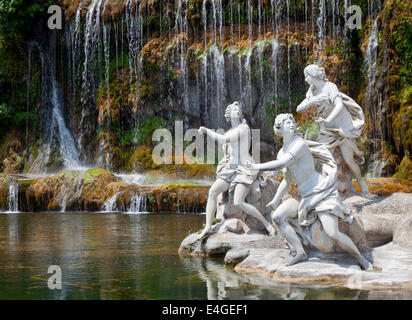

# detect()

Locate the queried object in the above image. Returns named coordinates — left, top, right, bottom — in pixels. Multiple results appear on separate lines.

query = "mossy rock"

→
left=82, top=168, right=113, bottom=182
left=393, top=156, right=412, bottom=181
left=0, top=183, right=8, bottom=210
left=353, top=177, right=412, bottom=196
left=80, top=169, right=117, bottom=211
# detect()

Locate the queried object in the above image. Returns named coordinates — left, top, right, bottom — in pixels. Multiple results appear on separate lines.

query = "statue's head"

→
left=224, top=101, right=244, bottom=123
left=304, top=64, right=328, bottom=85
left=274, top=113, right=297, bottom=137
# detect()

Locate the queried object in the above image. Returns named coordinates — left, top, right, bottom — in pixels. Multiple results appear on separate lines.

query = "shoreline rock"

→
left=179, top=192, right=412, bottom=290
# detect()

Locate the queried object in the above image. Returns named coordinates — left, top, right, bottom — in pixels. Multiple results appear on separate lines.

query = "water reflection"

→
left=179, top=256, right=372, bottom=300
left=0, top=213, right=410, bottom=300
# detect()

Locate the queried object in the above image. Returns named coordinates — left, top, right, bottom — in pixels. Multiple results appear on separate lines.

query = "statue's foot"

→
left=198, top=227, right=213, bottom=241
left=359, top=256, right=373, bottom=271
left=286, top=253, right=308, bottom=266
left=266, top=224, right=276, bottom=236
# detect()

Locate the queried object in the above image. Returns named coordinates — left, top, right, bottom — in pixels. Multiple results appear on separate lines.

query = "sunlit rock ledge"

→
left=179, top=192, right=412, bottom=290
left=0, top=169, right=209, bottom=213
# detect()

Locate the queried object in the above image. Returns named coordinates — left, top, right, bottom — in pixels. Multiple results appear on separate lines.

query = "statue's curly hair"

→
left=274, top=113, right=297, bottom=133
left=304, top=64, right=328, bottom=82
left=224, top=101, right=244, bottom=122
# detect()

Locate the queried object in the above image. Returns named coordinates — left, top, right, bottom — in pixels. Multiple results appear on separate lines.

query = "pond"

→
left=0, top=213, right=409, bottom=300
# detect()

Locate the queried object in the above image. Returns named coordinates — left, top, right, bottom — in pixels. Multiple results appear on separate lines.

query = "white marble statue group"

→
left=197, top=64, right=372, bottom=270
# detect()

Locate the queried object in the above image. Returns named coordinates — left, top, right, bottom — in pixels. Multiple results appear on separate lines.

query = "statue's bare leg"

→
left=198, top=178, right=230, bottom=239
left=272, top=198, right=308, bottom=266
left=340, top=143, right=370, bottom=194
left=233, top=183, right=276, bottom=235
left=317, top=211, right=372, bottom=270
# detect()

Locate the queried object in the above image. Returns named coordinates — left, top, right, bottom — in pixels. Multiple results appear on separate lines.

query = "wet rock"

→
left=178, top=231, right=286, bottom=257
left=235, top=243, right=412, bottom=290
left=224, top=248, right=250, bottom=265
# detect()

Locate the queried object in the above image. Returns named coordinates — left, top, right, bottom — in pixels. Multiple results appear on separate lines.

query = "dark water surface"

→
left=0, top=213, right=408, bottom=300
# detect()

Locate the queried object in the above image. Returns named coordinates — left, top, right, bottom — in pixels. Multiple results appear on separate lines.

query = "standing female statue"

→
left=197, top=101, right=276, bottom=239
left=296, top=65, right=370, bottom=195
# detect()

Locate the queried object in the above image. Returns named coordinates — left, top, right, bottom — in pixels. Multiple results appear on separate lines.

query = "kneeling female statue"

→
left=245, top=114, right=372, bottom=270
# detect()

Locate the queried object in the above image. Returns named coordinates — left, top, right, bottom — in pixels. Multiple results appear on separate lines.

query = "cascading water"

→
left=103, top=192, right=120, bottom=212
left=7, top=183, right=19, bottom=213
left=29, top=36, right=81, bottom=173
left=24, top=0, right=384, bottom=179
left=128, top=193, right=148, bottom=213
left=364, top=0, right=384, bottom=177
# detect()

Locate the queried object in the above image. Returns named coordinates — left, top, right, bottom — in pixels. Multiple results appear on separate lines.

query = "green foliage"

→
left=298, top=120, right=320, bottom=141
left=391, top=16, right=412, bottom=89
left=0, top=0, right=55, bottom=37
left=134, top=116, right=168, bottom=146
left=264, top=91, right=306, bottom=118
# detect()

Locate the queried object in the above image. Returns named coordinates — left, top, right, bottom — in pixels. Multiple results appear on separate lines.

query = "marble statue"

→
left=296, top=64, right=370, bottom=195
left=245, top=114, right=372, bottom=270
left=197, top=101, right=276, bottom=239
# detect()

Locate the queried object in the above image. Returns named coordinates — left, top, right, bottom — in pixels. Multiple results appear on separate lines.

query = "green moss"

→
left=161, top=182, right=204, bottom=190
left=83, top=169, right=112, bottom=182
left=393, top=156, right=412, bottom=180
left=52, top=170, right=82, bottom=180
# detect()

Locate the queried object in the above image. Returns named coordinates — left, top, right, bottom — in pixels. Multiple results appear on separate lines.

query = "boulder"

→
left=345, top=193, right=412, bottom=246
left=178, top=229, right=287, bottom=257
left=235, top=244, right=412, bottom=290
left=393, top=216, right=412, bottom=247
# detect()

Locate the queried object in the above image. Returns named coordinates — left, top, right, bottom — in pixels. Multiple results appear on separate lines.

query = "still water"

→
left=0, top=213, right=409, bottom=300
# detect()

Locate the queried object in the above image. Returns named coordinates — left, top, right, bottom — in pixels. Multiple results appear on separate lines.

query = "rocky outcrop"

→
left=348, top=192, right=412, bottom=246
left=234, top=244, right=412, bottom=290
left=0, top=170, right=210, bottom=213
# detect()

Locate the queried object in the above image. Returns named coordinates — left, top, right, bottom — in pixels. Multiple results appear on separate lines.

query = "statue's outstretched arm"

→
left=297, top=94, right=329, bottom=113
left=202, top=126, right=249, bottom=144
left=296, top=98, right=312, bottom=113
left=253, top=152, right=295, bottom=171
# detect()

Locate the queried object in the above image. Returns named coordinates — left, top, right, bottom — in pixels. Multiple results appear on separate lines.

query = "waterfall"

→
left=60, top=184, right=67, bottom=213
left=364, top=1, right=383, bottom=177
left=7, top=183, right=19, bottom=213
left=128, top=193, right=148, bottom=213
left=103, top=192, right=120, bottom=212
left=316, top=0, right=327, bottom=62
left=29, top=37, right=81, bottom=173
left=20, top=0, right=384, bottom=174
left=79, top=0, right=104, bottom=159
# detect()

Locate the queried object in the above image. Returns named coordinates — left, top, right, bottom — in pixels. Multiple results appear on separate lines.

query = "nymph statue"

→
left=197, top=101, right=276, bottom=239
left=245, top=114, right=372, bottom=270
left=296, top=64, right=370, bottom=195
